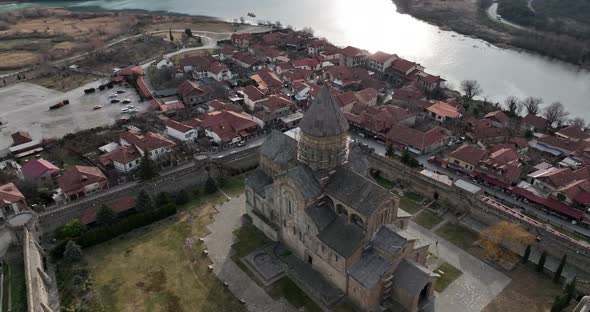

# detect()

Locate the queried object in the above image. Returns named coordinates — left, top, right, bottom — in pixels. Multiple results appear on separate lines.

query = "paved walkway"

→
left=407, top=222, right=511, bottom=312
left=203, top=195, right=296, bottom=312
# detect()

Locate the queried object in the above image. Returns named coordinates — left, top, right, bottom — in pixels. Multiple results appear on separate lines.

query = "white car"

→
left=120, top=107, right=129, bottom=112
left=122, top=99, right=131, bottom=104
left=108, top=93, right=118, bottom=98
left=126, top=105, right=135, bottom=109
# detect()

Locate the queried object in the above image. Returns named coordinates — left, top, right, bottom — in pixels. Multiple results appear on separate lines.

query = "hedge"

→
left=51, top=203, right=177, bottom=259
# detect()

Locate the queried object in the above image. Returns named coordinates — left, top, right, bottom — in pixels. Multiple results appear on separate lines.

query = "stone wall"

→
left=24, top=226, right=54, bottom=312
left=367, top=154, right=590, bottom=274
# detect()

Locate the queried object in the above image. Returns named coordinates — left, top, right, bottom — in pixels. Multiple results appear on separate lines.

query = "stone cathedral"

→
left=245, top=85, right=436, bottom=312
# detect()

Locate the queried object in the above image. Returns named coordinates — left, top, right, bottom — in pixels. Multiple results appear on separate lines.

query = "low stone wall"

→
left=24, top=227, right=54, bottom=312
left=367, top=154, right=590, bottom=274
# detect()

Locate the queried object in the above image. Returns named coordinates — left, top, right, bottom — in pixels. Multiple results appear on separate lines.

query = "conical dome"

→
left=299, top=85, right=349, bottom=138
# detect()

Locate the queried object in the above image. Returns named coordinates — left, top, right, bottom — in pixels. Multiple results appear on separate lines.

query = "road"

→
left=486, top=3, right=528, bottom=30
left=350, top=133, right=590, bottom=238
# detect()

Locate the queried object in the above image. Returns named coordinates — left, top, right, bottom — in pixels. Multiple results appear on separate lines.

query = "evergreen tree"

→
left=175, top=189, right=190, bottom=206
left=184, top=28, right=192, bottom=37
left=401, top=150, right=419, bottom=168
left=138, top=152, right=159, bottom=181
left=537, top=251, right=547, bottom=272
left=156, top=192, right=172, bottom=206
left=96, top=204, right=116, bottom=226
left=136, top=189, right=154, bottom=212
left=205, top=176, right=217, bottom=194
left=522, top=245, right=531, bottom=264
left=386, top=144, right=394, bottom=157
left=63, top=240, right=83, bottom=263
left=197, top=36, right=202, bottom=45
left=60, top=219, right=86, bottom=239
left=554, top=254, right=567, bottom=283
left=169, top=28, right=174, bottom=41
left=564, top=277, right=577, bottom=304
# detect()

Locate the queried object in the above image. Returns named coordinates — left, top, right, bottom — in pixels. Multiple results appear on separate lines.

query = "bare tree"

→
left=522, top=96, right=543, bottom=115
left=504, top=96, right=522, bottom=117
left=543, top=102, right=570, bottom=127
left=568, top=117, right=586, bottom=129
left=460, top=80, right=482, bottom=101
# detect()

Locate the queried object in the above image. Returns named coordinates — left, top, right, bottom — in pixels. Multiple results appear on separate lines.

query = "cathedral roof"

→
left=325, top=167, right=390, bottom=217
left=299, top=85, right=349, bottom=137
left=348, top=251, right=392, bottom=289
left=245, top=169, right=273, bottom=196
left=318, top=216, right=365, bottom=258
left=393, top=259, right=437, bottom=295
left=371, top=224, right=409, bottom=257
left=260, top=131, right=297, bottom=166
left=305, top=200, right=337, bottom=231
left=284, top=165, right=323, bottom=200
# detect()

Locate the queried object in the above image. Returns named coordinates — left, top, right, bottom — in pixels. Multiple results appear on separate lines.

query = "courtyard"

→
left=0, top=81, right=146, bottom=154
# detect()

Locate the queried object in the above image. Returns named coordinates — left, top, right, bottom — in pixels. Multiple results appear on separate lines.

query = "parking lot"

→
left=0, top=80, right=149, bottom=155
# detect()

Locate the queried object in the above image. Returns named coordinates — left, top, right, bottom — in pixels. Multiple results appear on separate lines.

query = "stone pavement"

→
left=407, top=222, right=511, bottom=312
left=203, top=195, right=296, bottom=312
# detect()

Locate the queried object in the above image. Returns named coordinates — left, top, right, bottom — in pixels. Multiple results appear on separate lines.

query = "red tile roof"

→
left=120, top=131, right=176, bottom=152
left=193, top=110, right=258, bottom=143
left=522, top=114, right=548, bottom=130
left=80, top=197, right=137, bottom=225
left=258, top=94, right=295, bottom=112
left=0, top=183, right=25, bottom=205
left=57, top=166, right=107, bottom=195
left=242, top=85, right=265, bottom=101
left=231, top=33, right=252, bottom=40
left=11, top=131, right=32, bottom=146
left=449, top=144, right=486, bottom=167
left=291, top=57, right=320, bottom=68
left=484, top=110, right=510, bottom=125
left=98, top=145, right=141, bottom=167
left=386, top=125, right=445, bottom=151
left=176, top=80, right=213, bottom=99
left=283, top=68, right=312, bottom=83
left=426, top=101, right=462, bottom=118
left=337, top=91, right=358, bottom=108
left=150, top=96, right=185, bottom=113
left=21, top=159, right=59, bottom=179
left=250, top=68, right=283, bottom=91
left=355, top=88, right=379, bottom=104
left=232, top=52, right=260, bottom=66
left=389, top=58, right=417, bottom=74
left=340, top=46, right=364, bottom=57
left=556, top=126, right=590, bottom=141
left=136, top=76, right=152, bottom=98
left=165, top=119, right=194, bottom=133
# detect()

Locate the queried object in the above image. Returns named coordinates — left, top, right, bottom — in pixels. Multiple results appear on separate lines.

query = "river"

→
left=3, top=0, right=590, bottom=119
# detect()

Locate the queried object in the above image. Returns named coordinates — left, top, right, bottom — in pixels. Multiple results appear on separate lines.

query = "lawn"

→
left=374, top=175, right=395, bottom=190
left=220, top=175, right=247, bottom=197
left=435, top=223, right=479, bottom=250
left=231, top=224, right=270, bottom=258
left=433, top=262, right=462, bottom=292
left=400, top=196, right=423, bottom=214
left=85, top=194, right=246, bottom=312
left=2, top=257, right=27, bottom=312
left=414, top=209, right=443, bottom=229
left=269, top=277, right=322, bottom=312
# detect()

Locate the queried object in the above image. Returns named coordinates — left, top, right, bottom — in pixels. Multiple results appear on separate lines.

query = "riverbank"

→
left=391, top=0, right=589, bottom=70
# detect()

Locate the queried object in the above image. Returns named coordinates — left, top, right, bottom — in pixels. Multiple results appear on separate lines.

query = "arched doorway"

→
left=350, top=213, right=365, bottom=229
left=336, top=204, right=349, bottom=217
left=418, top=282, right=432, bottom=306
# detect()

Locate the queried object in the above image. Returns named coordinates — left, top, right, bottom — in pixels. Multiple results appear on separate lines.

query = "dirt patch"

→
left=482, top=264, right=562, bottom=312
left=0, top=51, right=38, bottom=68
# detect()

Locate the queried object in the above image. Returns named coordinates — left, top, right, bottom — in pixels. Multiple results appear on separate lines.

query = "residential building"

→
left=521, top=114, right=549, bottom=132
left=476, top=146, right=522, bottom=185
left=192, top=110, right=259, bottom=145
left=390, top=83, right=429, bottom=111
left=345, top=104, right=416, bottom=138
left=254, top=95, right=296, bottom=126
left=385, top=125, right=447, bottom=155
left=120, top=130, right=176, bottom=160
left=97, top=145, right=142, bottom=173
left=426, top=101, right=462, bottom=122
left=355, top=88, right=379, bottom=106
left=412, top=71, right=445, bottom=91
left=448, top=144, right=486, bottom=172
left=0, top=183, right=28, bottom=219
left=241, top=85, right=266, bottom=110
left=231, top=33, right=252, bottom=48
left=291, top=57, right=321, bottom=71
left=80, top=197, right=137, bottom=226
left=339, top=46, right=369, bottom=67
left=385, top=58, right=424, bottom=84
left=11, top=131, right=32, bottom=146
left=150, top=96, right=186, bottom=113
left=165, top=119, right=199, bottom=142
left=176, top=80, right=214, bottom=106
left=57, top=166, right=109, bottom=201
left=20, top=159, right=60, bottom=185
left=245, top=86, right=435, bottom=312
left=367, top=51, right=398, bottom=72
left=556, top=126, right=590, bottom=142
left=250, top=68, right=283, bottom=93
left=483, top=111, right=510, bottom=128
left=231, top=51, right=264, bottom=70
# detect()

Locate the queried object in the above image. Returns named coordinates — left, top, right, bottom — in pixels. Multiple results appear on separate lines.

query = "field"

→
left=435, top=222, right=479, bottom=250
left=84, top=180, right=247, bottom=312
left=400, top=196, right=423, bottom=214
left=30, top=72, right=98, bottom=91
left=433, top=262, right=462, bottom=292
left=414, top=209, right=443, bottom=229
left=2, top=255, right=27, bottom=312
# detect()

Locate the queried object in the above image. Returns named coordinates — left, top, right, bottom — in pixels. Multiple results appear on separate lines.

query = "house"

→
left=97, top=145, right=142, bottom=173
left=57, top=166, right=109, bottom=201
left=165, top=119, right=199, bottom=142
left=282, top=68, right=313, bottom=85
left=150, top=96, right=186, bottom=113
left=80, top=197, right=137, bottom=226
left=249, top=44, right=284, bottom=63
left=385, top=125, right=446, bottom=154
left=120, top=130, right=176, bottom=160
left=240, top=85, right=266, bottom=110
left=528, top=166, right=590, bottom=204
left=345, top=104, right=416, bottom=137
left=467, top=120, right=512, bottom=144
left=179, top=56, right=231, bottom=81
left=20, top=159, right=60, bottom=185
left=355, top=88, right=379, bottom=106
left=534, top=135, right=584, bottom=156
left=207, top=62, right=232, bottom=81
left=291, top=57, right=321, bottom=71
left=426, top=101, right=462, bottom=122
left=275, top=62, right=294, bottom=75
left=219, top=47, right=237, bottom=61
left=412, top=71, right=445, bottom=91
left=390, top=83, right=429, bottom=111
left=483, top=111, right=510, bottom=128
left=324, top=66, right=370, bottom=90
left=306, top=39, right=328, bottom=55
left=254, top=95, right=296, bottom=126
left=476, top=146, right=522, bottom=185
left=11, top=131, right=32, bottom=146
left=176, top=80, right=214, bottom=106
left=231, top=33, right=252, bottom=48
left=336, top=91, right=358, bottom=112
left=0, top=183, right=28, bottom=219
left=231, top=51, right=264, bottom=70
left=250, top=68, right=283, bottom=93
left=207, top=99, right=243, bottom=113
left=192, top=110, right=259, bottom=145
left=367, top=51, right=398, bottom=72
left=556, top=126, right=590, bottom=142
left=155, top=58, right=174, bottom=69
left=448, top=144, right=486, bottom=172
left=521, top=114, right=549, bottom=132
left=339, top=46, right=368, bottom=67
left=385, top=58, right=424, bottom=84
left=292, top=81, right=321, bottom=103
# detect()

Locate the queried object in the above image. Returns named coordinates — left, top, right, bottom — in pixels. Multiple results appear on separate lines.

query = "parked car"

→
left=121, top=107, right=129, bottom=112
left=84, top=88, right=96, bottom=94
left=122, top=99, right=131, bottom=104
left=93, top=105, right=102, bottom=110
left=237, top=141, right=246, bottom=147
left=116, top=90, right=126, bottom=94
left=108, top=94, right=118, bottom=98
left=126, top=105, right=135, bottom=109
left=111, top=99, right=120, bottom=103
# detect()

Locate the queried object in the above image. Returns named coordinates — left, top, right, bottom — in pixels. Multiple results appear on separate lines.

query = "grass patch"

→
left=269, top=277, right=322, bottom=312
left=435, top=223, right=479, bottom=250
left=400, top=196, right=423, bottom=214
left=2, top=258, right=27, bottom=312
left=414, top=209, right=443, bottom=229
left=434, top=262, right=462, bottom=292
left=374, top=175, right=395, bottom=190
left=31, top=73, right=97, bottom=91
left=85, top=197, right=247, bottom=312
left=405, top=191, right=425, bottom=202
left=231, top=224, right=270, bottom=258
left=220, top=175, right=247, bottom=197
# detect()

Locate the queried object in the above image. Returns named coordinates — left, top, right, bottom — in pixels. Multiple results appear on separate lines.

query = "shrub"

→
left=175, top=189, right=190, bottom=206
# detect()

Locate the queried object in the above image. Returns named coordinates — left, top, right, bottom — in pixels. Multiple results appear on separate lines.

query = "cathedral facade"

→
left=245, top=86, right=436, bottom=311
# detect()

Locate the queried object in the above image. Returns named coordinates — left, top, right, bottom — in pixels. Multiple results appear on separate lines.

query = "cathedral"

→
left=245, top=85, right=436, bottom=311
